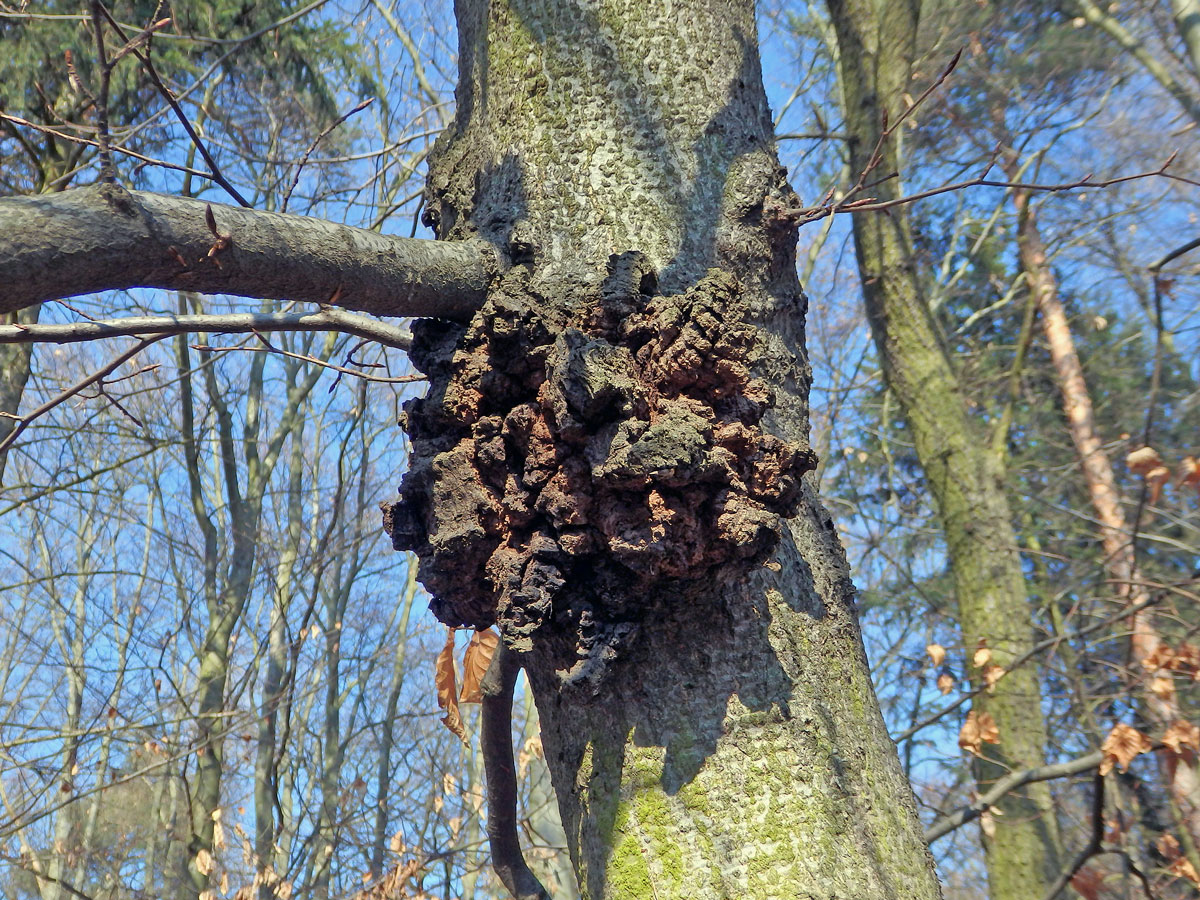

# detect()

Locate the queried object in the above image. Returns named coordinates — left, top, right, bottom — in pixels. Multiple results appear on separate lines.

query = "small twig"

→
left=786, top=155, right=1180, bottom=226
left=0, top=110, right=225, bottom=180
left=89, top=0, right=115, bottom=182
left=0, top=335, right=167, bottom=456
left=1041, top=772, right=1105, bottom=900
left=281, top=97, right=375, bottom=213
left=195, top=340, right=424, bottom=386
left=895, top=590, right=1165, bottom=743
left=95, top=1, right=250, bottom=207
left=926, top=750, right=1105, bottom=843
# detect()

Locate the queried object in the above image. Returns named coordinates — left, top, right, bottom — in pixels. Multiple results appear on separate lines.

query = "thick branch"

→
left=0, top=184, right=494, bottom=319
left=0, top=309, right=412, bottom=350
left=480, top=644, right=551, bottom=900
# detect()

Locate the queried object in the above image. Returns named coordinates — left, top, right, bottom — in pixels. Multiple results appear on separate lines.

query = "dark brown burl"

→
left=382, top=253, right=815, bottom=685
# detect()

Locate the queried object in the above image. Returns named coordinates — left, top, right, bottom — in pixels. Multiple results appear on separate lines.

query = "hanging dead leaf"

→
left=926, top=643, right=946, bottom=667
left=1158, top=833, right=1183, bottom=861
left=220, top=872, right=230, bottom=895
left=1142, top=643, right=1176, bottom=672
left=972, top=640, right=992, bottom=669
left=1171, top=855, right=1200, bottom=887
left=1175, top=643, right=1200, bottom=678
left=435, top=628, right=467, bottom=743
left=1099, top=722, right=1153, bottom=775
left=979, top=808, right=997, bottom=838
left=937, top=671, right=955, bottom=695
left=982, top=665, right=1005, bottom=693
left=1069, top=866, right=1104, bottom=900
left=1162, top=720, right=1200, bottom=759
left=959, top=710, right=1000, bottom=757
left=1147, top=465, right=1171, bottom=504
left=1150, top=674, right=1176, bottom=701
left=459, top=629, right=500, bottom=703
left=194, top=848, right=215, bottom=876
left=1127, top=446, right=1162, bottom=475
left=1179, top=456, right=1200, bottom=488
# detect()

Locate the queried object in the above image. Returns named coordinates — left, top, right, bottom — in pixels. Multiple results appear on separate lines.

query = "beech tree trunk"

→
left=414, top=0, right=939, bottom=896
left=823, top=2, right=1062, bottom=899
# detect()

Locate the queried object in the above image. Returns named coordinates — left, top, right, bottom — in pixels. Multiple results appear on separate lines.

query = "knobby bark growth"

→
left=382, top=0, right=939, bottom=897
left=0, top=0, right=944, bottom=896
left=824, top=1, right=1062, bottom=898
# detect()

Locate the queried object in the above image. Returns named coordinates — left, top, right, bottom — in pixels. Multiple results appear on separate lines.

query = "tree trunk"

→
left=823, top=2, right=1062, bottom=898
left=1011, top=182, right=1200, bottom=849
left=401, top=0, right=940, bottom=896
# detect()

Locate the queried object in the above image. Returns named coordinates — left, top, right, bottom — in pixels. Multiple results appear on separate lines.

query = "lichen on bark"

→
left=383, top=252, right=815, bottom=684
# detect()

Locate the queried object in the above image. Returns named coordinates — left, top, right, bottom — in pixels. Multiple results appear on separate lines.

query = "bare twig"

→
left=195, top=339, right=424, bottom=386
left=89, top=0, right=116, bottom=182
left=0, top=309, right=414, bottom=350
left=95, top=1, right=249, bottom=207
left=1041, top=773, right=1105, bottom=900
left=0, top=334, right=168, bottom=456
left=282, top=97, right=375, bottom=213
left=926, top=751, right=1105, bottom=843
left=786, top=154, right=1180, bottom=226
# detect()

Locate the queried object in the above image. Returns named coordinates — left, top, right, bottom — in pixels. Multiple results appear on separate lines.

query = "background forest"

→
left=0, top=0, right=1198, bottom=897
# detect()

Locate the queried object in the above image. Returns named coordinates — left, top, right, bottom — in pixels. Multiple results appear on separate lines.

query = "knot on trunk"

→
left=382, top=253, right=814, bottom=685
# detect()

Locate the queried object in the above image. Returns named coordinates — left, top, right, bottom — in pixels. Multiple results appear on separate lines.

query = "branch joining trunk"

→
left=383, top=1, right=941, bottom=897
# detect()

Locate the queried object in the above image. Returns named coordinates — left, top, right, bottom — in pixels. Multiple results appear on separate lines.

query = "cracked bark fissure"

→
left=382, top=0, right=940, bottom=897
left=824, top=2, right=1062, bottom=898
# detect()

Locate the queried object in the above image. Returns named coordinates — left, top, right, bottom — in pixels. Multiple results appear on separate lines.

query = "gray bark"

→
left=398, top=0, right=942, bottom=896
left=0, top=183, right=493, bottom=319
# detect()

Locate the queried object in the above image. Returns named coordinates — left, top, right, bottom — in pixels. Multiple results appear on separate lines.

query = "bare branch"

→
left=925, top=751, right=1104, bottom=843
left=0, top=309, right=413, bottom=350
left=0, top=184, right=494, bottom=319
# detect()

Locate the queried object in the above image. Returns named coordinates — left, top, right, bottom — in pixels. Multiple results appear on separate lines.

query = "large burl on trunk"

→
left=384, top=0, right=940, bottom=896
left=385, top=258, right=815, bottom=681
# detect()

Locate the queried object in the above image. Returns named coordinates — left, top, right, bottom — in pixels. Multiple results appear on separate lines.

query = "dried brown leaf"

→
left=459, top=629, right=500, bottom=704
left=1127, top=446, right=1162, bottom=476
left=194, top=848, right=215, bottom=876
left=1099, top=723, right=1152, bottom=776
left=1158, top=833, right=1183, bottom=861
left=1171, top=856, right=1200, bottom=887
left=1147, top=465, right=1171, bottom=504
left=435, top=628, right=466, bottom=743
left=982, top=664, right=1005, bottom=693
left=1162, top=721, right=1200, bottom=759
left=1142, top=643, right=1176, bottom=672
left=1150, top=674, right=1176, bottom=701
left=972, top=640, right=992, bottom=669
left=1179, top=456, right=1200, bottom=488
left=937, top=672, right=955, bottom=695
left=958, top=710, right=1000, bottom=757
left=1070, top=866, right=1104, bottom=900
left=926, top=643, right=946, bottom=667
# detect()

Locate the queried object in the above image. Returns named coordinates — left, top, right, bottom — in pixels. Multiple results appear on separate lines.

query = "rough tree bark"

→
left=823, top=2, right=1062, bottom=899
left=0, top=1, right=943, bottom=896
left=381, top=0, right=939, bottom=897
